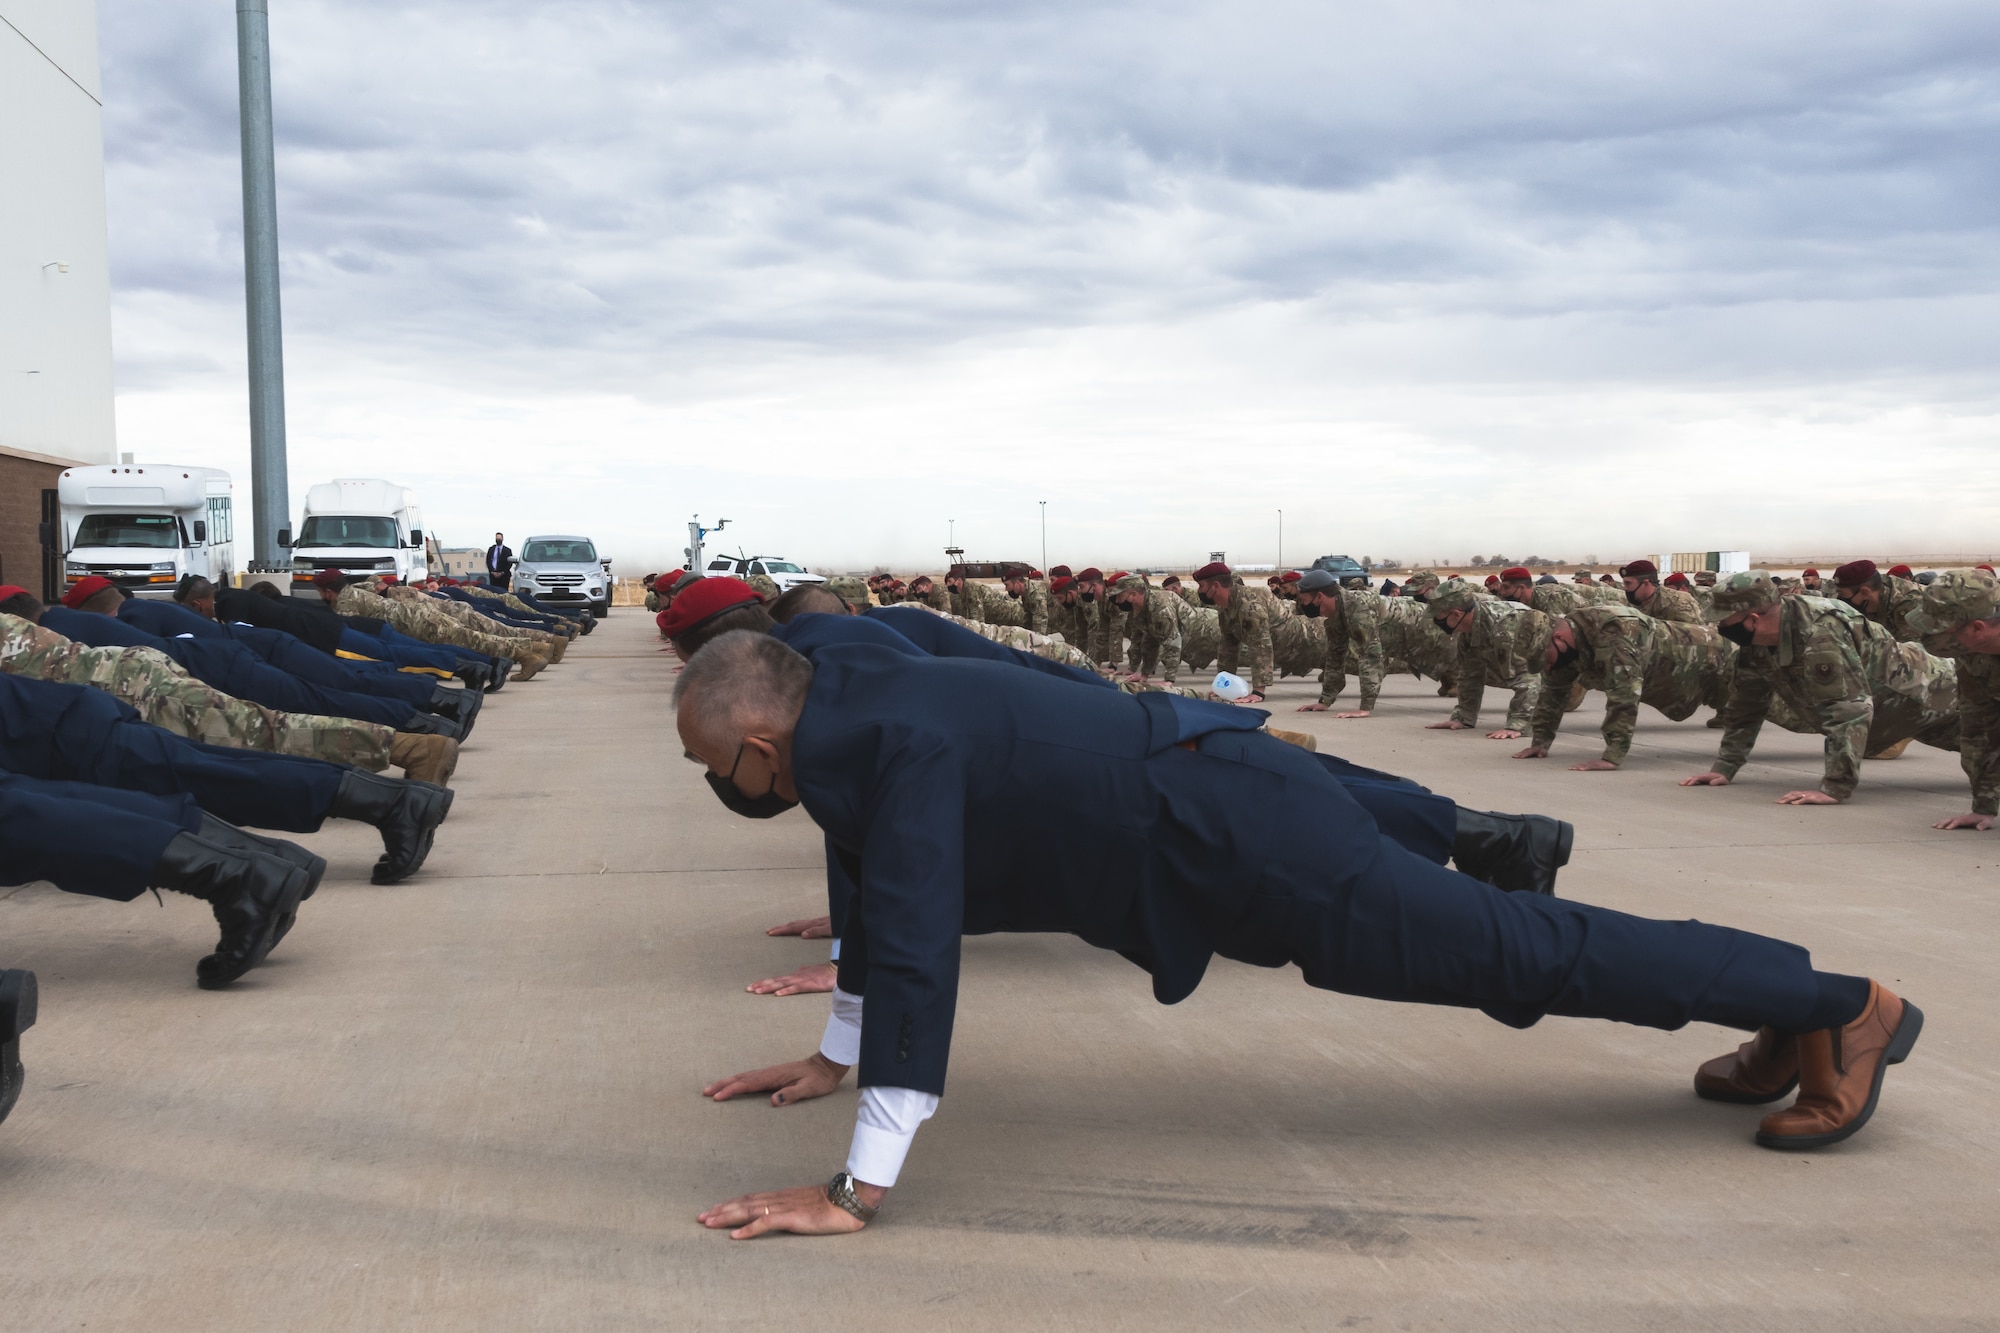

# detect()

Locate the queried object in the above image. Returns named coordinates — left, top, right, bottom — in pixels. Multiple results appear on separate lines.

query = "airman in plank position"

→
left=1620, top=560, right=1704, bottom=625
left=1510, top=605, right=1734, bottom=769
left=1292, top=568, right=1383, bottom=717
left=1680, top=572, right=1960, bottom=807
left=1192, top=562, right=1275, bottom=704
left=1421, top=580, right=1546, bottom=739
left=1909, top=570, right=2000, bottom=832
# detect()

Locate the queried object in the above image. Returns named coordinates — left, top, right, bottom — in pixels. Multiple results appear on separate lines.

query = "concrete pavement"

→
left=2, top=613, right=1996, bottom=1330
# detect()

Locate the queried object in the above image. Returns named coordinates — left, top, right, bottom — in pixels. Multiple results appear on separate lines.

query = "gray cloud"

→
left=95, top=0, right=2000, bottom=566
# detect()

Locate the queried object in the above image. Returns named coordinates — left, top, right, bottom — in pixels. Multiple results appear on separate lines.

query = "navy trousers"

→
left=165, top=639, right=412, bottom=727
left=0, top=773, right=200, bottom=901
left=338, top=626, right=466, bottom=671
left=0, top=674, right=344, bottom=833
left=225, top=624, right=436, bottom=706
left=1196, top=728, right=1822, bottom=1035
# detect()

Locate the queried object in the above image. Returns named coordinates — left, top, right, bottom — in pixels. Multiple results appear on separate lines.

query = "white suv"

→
left=701, top=554, right=825, bottom=593
left=514, top=534, right=612, bottom=617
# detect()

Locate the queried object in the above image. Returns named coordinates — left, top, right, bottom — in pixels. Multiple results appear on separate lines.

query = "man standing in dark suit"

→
left=680, top=632, right=1922, bottom=1240
left=485, top=534, right=514, bottom=590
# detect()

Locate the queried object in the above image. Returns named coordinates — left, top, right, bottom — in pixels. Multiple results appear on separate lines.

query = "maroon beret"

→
left=1280, top=570, right=1302, bottom=583
left=658, top=577, right=762, bottom=640
left=1801, top=568, right=1820, bottom=577
left=1619, top=560, right=1659, bottom=580
left=1049, top=576, right=1074, bottom=592
left=1075, top=567, right=1105, bottom=583
left=1484, top=575, right=1500, bottom=586
left=1048, top=565, right=1073, bottom=579
left=61, top=575, right=117, bottom=607
left=1500, top=565, right=1532, bottom=582
left=1886, top=564, right=1914, bottom=579
left=312, top=568, right=348, bottom=589
left=1192, top=561, right=1231, bottom=583
left=1833, top=559, right=1877, bottom=588
left=1664, top=571, right=1690, bottom=587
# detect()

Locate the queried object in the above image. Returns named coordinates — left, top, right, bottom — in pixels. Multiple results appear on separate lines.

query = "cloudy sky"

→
left=97, top=0, right=2000, bottom=572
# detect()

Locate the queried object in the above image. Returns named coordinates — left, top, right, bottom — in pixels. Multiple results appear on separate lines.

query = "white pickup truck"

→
left=701, top=554, right=824, bottom=594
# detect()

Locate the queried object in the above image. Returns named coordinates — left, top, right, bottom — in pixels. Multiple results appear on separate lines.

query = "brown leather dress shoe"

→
left=1757, top=981, right=1922, bottom=1150
left=1694, top=1027, right=1799, bottom=1104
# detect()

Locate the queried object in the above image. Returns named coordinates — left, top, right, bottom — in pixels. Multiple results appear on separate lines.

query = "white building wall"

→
left=1, top=0, right=116, bottom=464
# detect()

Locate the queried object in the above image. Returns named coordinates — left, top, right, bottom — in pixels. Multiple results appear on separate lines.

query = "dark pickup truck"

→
left=1308, top=554, right=1369, bottom=581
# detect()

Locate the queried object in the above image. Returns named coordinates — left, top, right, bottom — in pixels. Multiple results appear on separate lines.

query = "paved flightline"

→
left=2, top=612, right=1994, bottom=1328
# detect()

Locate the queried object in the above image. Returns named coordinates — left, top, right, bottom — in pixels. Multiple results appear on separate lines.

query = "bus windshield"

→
left=523, top=539, right=598, bottom=563
left=73, top=513, right=181, bottom=549
left=297, top=516, right=401, bottom=549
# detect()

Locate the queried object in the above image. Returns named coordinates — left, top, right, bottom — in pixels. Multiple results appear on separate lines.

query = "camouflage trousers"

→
left=465, top=586, right=571, bottom=625
left=1180, top=610, right=1221, bottom=672
left=938, top=612, right=1100, bottom=674
left=0, top=626, right=395, bottom=769
left=393, top=589, right=562, bottom=648
left=344, top=589, right=547, bottom=664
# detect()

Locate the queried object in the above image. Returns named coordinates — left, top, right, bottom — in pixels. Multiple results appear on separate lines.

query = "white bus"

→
left=56, top=465, right=235, bottom=600
left=281, top=479, right=430, bottom=595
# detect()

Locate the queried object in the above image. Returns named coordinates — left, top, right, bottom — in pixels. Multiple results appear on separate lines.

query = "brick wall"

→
left=0, top=446, right=82, bottom=597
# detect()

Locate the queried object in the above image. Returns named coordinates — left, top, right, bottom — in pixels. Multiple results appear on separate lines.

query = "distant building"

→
left=437, top=548, right=487, bottom=580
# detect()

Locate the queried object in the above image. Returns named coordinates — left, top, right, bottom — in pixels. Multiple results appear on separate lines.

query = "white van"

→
left=512, top=534, right=612, bottom=618
left=56, top=464, right=235, bottom=600
left=281, top=479, right=429, bottom=596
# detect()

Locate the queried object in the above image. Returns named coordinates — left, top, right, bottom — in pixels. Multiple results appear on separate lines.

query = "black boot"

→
left=427, top=683, right=482, bottom=739
left=329, top=768, right=454, bottom=885
left=453, top=661, right=492, bottom=692
left=1451, top=809, right=1574, bottom=896
left=149, top=833, right=310, bottom=989
left=0, top=969, right=36, bottom=1128
left=398, top=710, right=463, bottom=741
left=197, top=814, right=326, bottom=902
left=484, top=656, right=513, bottom=693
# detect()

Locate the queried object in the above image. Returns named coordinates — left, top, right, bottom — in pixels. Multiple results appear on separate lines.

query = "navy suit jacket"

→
left=791, top=644, right=1390, bottom=1097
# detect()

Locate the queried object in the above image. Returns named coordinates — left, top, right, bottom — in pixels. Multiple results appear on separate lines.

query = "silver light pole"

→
left=1277, top=509, right=1283, bottom=569
left=236, top=0, right=290, bottom=572
left=1039, top=500, right=1046, bottom=572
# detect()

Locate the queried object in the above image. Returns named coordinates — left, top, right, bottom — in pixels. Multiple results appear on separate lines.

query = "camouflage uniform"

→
left=406, top=589, right=564, bottom=649
left=1333, top=588, right=1387, bottom=710
left=1118, top=583, right=1185, bottom=684
left=823, top=576, right=872, bottom=610
left=1090, top=594, right=1131, bottom=668
left=339, top=586, right=546, bottom=665
left=1176, top=583, right=1203, bottom=609
left=1270, top=614, right=1328, bottom=683
left=0, top=613, right=397, bottom=768
left=1214, top=578, right=1276, bottom=695
left=1529, top=605, right=1733, bottom=763
left=1377, top=596, right=1456, bottom=684
left=928, top=607, right=1100, bottom=675
left=1428, top=582, right=1544, bottom=731
left=744, top=573, right=782, bottom=603
left=1708, top=574, right=1960, bottom=800
left=1854, top=574, right=1927, bottom=644
left=464, top=584, right=574, bottom=628
left=1630, top=583, right=1704, bottom=625
left=1687, top=585, right=1718, bottom=622
left=1913, top=571, right=2000, bottom=817
left=1179, top=605, right=1221, bottom=672
left=1014, top=580, right=1051, bottom=635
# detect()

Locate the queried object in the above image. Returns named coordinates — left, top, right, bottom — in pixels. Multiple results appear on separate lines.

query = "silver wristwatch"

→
left=825, top=1171, right=879, bottom=1223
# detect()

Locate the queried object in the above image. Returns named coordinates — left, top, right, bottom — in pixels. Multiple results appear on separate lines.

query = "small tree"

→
left=1469, top=556, right=1487, bottom=567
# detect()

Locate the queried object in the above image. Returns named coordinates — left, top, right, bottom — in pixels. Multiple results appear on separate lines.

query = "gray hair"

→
left=672, top=630, right=814, bottom=750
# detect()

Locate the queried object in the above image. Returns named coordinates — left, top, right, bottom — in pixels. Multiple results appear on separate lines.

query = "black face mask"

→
left=705, top=740, right=798, bottom=820
left=1718, top=620, right=1758, bottom=647
left=1198, top=589, right=1215, bottom=606
left=1297, top=600, right=1322, bottom=618
left=1625, top=587, right=1646, bottom=607
left=1079, top=591, right=1096, bottom=603
left=1007, top=588, right=1022, bottom=599
left=1551, top=643, right=1581, bottom=672
left=1432, top=615, right=1456, bottom=634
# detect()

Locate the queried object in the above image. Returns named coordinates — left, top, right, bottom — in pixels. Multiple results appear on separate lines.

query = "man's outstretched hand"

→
left=746, top=961, right=838, bottom=997
left=766, top=916, right=833, bottom=939
left=703, top=1052, right=849, bottom=1107
left=699, top=1180, right=886, bottom=1239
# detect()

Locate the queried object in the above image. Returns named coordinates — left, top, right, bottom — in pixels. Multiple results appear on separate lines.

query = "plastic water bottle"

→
left=1211, top=671, right=1250, bottom=701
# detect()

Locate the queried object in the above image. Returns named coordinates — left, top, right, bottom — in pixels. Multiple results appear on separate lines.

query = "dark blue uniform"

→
left=115, top=599, right=437, bottom=707
left=787, top=645, right=1832, bottom=1098
left=0, top=773, right=200, bottom=901
left=0, top=673, right=345, bottom=835
left=44, top=606, right=414, bottom=728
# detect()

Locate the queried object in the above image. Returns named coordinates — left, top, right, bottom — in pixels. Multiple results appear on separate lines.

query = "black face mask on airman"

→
left=1297, top=599, right=1322, bottom=618
left=1197, top=588, right=1215, bottom=606
left=705, top=740, right=799, bottom=820
left=1718, top=620, right=1758, bottom=647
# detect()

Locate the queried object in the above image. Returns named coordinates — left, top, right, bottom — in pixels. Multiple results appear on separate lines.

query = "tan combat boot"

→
left=390, top=733, right=460, bottom=786
left=512, top=651, right=547, bottom=681
left=1264, top=727, right=1319, bottom=753
left=1866, top=737, right=1913, bottom=760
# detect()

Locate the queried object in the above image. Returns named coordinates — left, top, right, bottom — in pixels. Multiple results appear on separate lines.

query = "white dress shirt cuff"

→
left=819, top=987, right=863, bottom=1066
left=828, top=938, right=841, bottom=961
left=847, top=1086, right=937, bottom=1188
